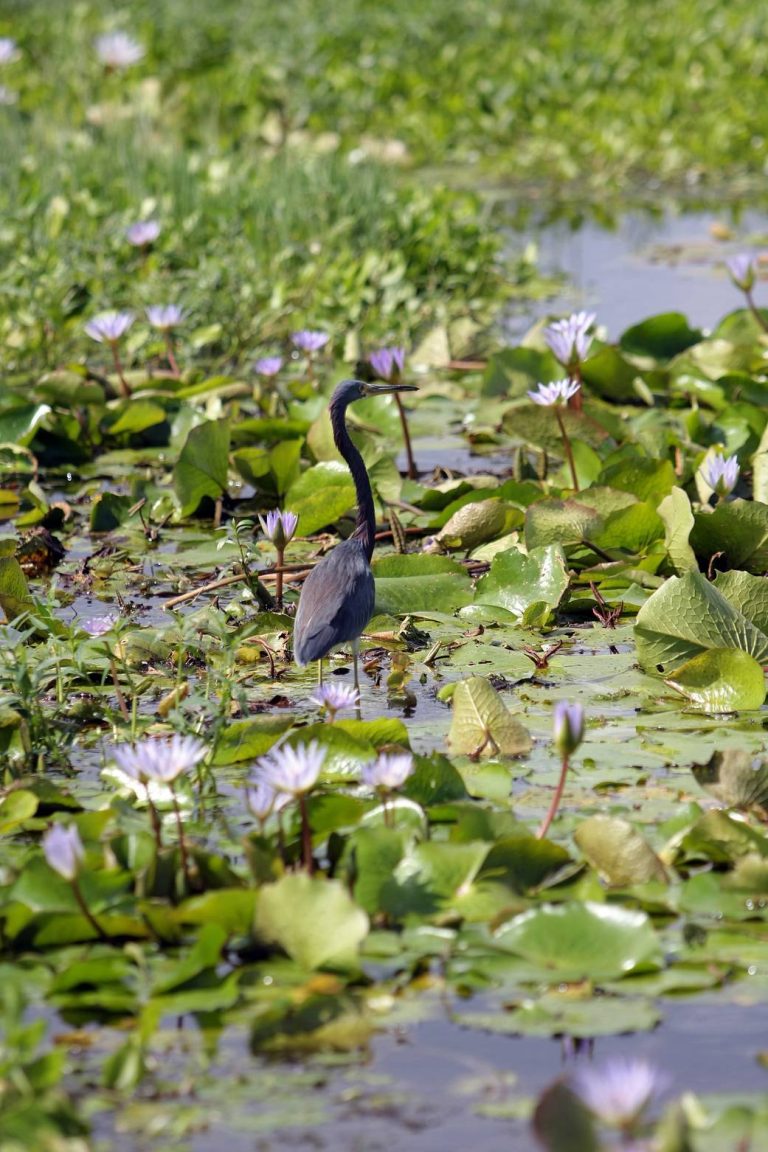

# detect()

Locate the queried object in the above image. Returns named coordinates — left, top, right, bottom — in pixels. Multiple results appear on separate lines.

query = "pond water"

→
left=505, top=206, right=768, bottom=340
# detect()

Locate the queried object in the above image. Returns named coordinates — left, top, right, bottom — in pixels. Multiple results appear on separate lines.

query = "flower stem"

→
left=146, top=787, right=163, bottom=852
left=72, top=877, right=110, bottom=942
left=110, top=341, right=131, bottom=398
left=275, top=545, right=284, bottom=610
left=395, top=392, right=418, bottom=479
left=298, top=793, right=313, bottom=874
left=537, top=754, right=570, bottom=840
left=554, top=407, right=580, bottom=491
left=164, top=332, right=181, bottom=377
left=745, top=288, right=768, bottom=333
left=171, top=788, right=193, bottom=892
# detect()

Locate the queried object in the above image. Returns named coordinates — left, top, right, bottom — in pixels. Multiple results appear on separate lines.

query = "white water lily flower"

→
left=726, top=253, right=755, bottom=292
left=245, top=778, right=290, bottom=822
left=126, top=219, right=161, bottom=246
left=146, top=304, right=185, bottom=331
left=95, top=31, right=145, bottom=68
left=309, top=682, right=360, bottom=717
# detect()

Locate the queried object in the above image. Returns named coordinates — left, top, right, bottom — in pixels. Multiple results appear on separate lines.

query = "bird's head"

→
left=332, top=378, right=418, bottom=407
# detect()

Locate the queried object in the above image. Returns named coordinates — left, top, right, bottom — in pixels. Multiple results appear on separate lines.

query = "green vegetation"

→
left=3, top=2, right=768, bottom=1150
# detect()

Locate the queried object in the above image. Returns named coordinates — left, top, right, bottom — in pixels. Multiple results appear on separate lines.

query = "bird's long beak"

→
left=365, top=382, right=418, bottom=394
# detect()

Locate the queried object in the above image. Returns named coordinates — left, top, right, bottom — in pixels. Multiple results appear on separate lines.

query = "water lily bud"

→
left=553, top=701, right=584, bottom=758
left=43, top=823, right=85, bottom=881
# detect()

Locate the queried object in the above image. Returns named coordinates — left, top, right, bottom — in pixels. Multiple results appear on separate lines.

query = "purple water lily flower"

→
left=254, top=356, right=283, bottom=378
left=258, top=740, right=326, bottom=796
left=553, top=700, right=584, bottom=758
left=95, top=31, right=145, bottom=68
left=146, top=304, right=185, bottom=331
left=310, top=682, right=360, bottom=719
left=259, top=509, right=299, bottom=547
left=369, top=346, right=406, bottom=382
left=246, top=778, right=290, bottom=823
left=726, top=253, right=756, bottom=292
left=571, top=1058, right=669, bottom=1129
left=43, top=823, right=85, bottom=881
left=291, top=330, right=329, bottom=354
left=702, top=451, right=739, bottom=497
left=544, top=311, right=596, bottom=366
left=361, top=751, right=414, bottom=791
left=0, top=37, right=20, bottom=65
left=111, top=734, right=207, bottom=785
left=80, top=613, right=119, bottom=636
left=528, top=378, right=581, bottom=407
left=85, top=310, right=134, bottom=344
left=126, top=219, right=161, bottom=247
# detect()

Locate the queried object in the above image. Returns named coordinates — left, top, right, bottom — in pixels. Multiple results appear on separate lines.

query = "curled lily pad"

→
left=448, top=676, right=531, bottom=758
left=254, top=873, right=369, bottom=971
left=691, top=749, right=768, bottom=809
left=574, top=815, right=668, bottom=886
left=664, top=648, right=766, bottom=712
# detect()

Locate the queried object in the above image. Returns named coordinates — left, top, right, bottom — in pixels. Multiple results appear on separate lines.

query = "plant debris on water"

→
left=3, top=3, right=768, bottom=1151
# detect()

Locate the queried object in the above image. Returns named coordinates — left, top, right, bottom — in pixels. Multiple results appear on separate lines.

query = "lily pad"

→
left=664, top=648, right=766, bottom=712
left=254, top=873, right=369, bottom=970
left=448, top=676, right=532, bottom=758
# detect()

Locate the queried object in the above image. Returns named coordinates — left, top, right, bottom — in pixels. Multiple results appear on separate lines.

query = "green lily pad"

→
left=286, top=461, right=356, bottom=536
left=373, top=553, right=473, bottom=614
left=474, top=544, right=570, bottom=618
left=665, top=648, right=766, bottom=712
left=173, top=418, right=231, bottom=516
left=254, top=873, right=369, bottom=970
left=494, top=902, right=662, bottom=981
left=574, top=815, right=668, bottom=886
left=634, top=570, right=768, bottom=675
left=691, top=749, right=768, bottom=808
left=448, top=676, right=532, bottom=758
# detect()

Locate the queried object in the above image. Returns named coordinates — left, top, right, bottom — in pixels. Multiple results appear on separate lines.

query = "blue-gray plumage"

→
left=293, top=378, right=417, bottom=688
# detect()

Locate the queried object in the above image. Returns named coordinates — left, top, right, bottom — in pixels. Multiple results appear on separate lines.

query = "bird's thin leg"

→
left=352, top=639, right=362, bottom=718
left=317, top=659, right=324, bottom=687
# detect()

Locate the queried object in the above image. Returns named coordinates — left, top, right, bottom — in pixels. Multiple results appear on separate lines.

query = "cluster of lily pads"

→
left=3, top=254, right=768, bottom=1148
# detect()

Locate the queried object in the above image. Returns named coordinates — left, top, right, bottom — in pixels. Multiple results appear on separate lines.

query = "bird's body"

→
left=293, top=378, right=417, bottom=688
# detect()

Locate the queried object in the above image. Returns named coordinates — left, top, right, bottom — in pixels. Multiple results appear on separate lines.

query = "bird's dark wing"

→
left=293, top=538, right=375, bottom=665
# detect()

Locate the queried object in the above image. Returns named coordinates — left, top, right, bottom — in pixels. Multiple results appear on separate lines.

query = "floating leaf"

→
left=524, top=500, right=603, bottom=550
left=634, top=570, right=768, bottom=675
left=574, top=815, right=667, bottom=886
left=665, top=648, right=766, bottom=712
left=448, top=676, right=532, bottom=758
left=691, top=749, right=768, bottom=809
left=691, top=499, right=768, bottom=572
left=494, top=902, right=662, bottom=981
left=620, top=312, right=703, bottom=359
left=373, top=553, right=473, bottom=614
left=474, top=544, right=569, bottom=618
left=532, top=1081, right=598, bottom=1152
left=0, top=556, right=33, bottom=619
left=254, top=873, right=369, bottom=970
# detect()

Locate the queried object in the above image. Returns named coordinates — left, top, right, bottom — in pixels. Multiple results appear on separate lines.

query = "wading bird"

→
left=293, top=378, right=418, bottom=690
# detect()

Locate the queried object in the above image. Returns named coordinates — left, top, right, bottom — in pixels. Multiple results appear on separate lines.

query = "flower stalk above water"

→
left=85, top=310, right=134, bottom=397
left=361, top=750, right=414, bottom=826
left=292, top=330, right=329, bottom=381
left=537, top=701, right=584, bottom=840
left=254, top=740, right=327, bottom=872
left=528, top=378, right=581, bottom=491
left=726, top=253, right=768, bottom=333
left=43, top=823, right=109, bottom=941
left=310, top=682, right=360, bottom=721
left=259, top=509, right=299, bottom=610
left=146, top=304, right=185, bottom=376
left=369, top=345, right=418, bottom=479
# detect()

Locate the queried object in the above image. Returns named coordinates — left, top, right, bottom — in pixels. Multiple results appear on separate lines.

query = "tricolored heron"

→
left=293, top=378, right=418, bottom=690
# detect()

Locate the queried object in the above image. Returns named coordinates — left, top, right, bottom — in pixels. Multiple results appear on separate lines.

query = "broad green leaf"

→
left=574, top=815, right=667, bottom=886
left=464, top=995, right=661, bottom=1039
left=691, top=499, right=768, bottom=572
left=482, top=346, right=556, bottom=397
left=532, top=1081, right=598, bottom=1152
left=448, top=676, right=532, bottom=757
left=480, top=834, right=571, bottom=892
left=665, top=648, right=766, bottom=712
left=0, top=789, right=38, bottom=834
left=211, top=716, right=296, bottom=765
left=0, top=403, right=52, bottom=447
left=494, top=902, right=662, bottom=981
left=620, top=312, right=703, bottom=359
left=173, top=418, right=230, bottom=515
left=107, top=401, right=167, bottom=436
left=0, top=556, right=33, bottom=619
left=691, top=749, right=768, bottom=808
left=657, top=486, right=697, bottom=573
left=286, top=461, right=355, bottom=536
left=593, top=501, right=664, bottom=553
left=474, top=544, right=569, bottom=617
left=254, top=873, right=369, bottom=970
left=434, top=498, right=512, bottom=550
left=90, top=492, right=135, bottom=532
left=524, top=500, right=603, bottom=550
left=372, top=552, right=473, bottom=614
left=634, top=570, right=768, bottom=675
left=598, top=456, right=677, bottom=502
left=714, top=570, right=768, bottom=634
left=580, top=344, right=642, bottom=401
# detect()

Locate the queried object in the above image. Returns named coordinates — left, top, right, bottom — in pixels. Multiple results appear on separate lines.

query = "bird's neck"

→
left=331, top=399, right=375, bottom=561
